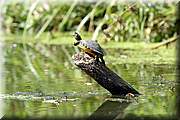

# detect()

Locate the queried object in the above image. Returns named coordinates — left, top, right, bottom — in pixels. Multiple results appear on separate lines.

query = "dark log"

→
left=72, top=52, right=140, bottom=96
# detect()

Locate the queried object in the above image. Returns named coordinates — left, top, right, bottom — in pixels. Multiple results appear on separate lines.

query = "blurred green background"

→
left=3, top=0, right=176, bottom=42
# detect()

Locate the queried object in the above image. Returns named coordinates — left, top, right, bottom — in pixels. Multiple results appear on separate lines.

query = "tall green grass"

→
left=2, top=0, right=176, bottom=43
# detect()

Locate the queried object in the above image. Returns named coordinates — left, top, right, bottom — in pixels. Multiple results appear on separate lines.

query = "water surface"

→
left=3, top=42, right=176, bottom=119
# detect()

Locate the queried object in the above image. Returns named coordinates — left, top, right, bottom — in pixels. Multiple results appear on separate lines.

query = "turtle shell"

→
left=79, top=40, right=105, bottom=56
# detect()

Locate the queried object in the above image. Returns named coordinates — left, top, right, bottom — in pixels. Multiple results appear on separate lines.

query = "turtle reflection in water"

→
left=73, top=32, right=106, bottom=65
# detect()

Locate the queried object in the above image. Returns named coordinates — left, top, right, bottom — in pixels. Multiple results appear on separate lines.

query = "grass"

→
left=3, top=1, right=176, bottom=43
left=105, top=47, right=175, bottom=65
left=4, top=32, right=176, bottom=65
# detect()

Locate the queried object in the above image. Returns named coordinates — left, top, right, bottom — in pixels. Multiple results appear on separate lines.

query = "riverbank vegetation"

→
left=2, top=0, right=176, bottom=43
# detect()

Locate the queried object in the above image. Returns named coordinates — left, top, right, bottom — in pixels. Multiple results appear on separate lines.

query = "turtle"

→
left=73, top=32, right=106, bottom=65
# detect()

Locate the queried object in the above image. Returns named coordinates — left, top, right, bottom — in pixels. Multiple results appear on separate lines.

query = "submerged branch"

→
left=150, top=36, right=177, bottom=49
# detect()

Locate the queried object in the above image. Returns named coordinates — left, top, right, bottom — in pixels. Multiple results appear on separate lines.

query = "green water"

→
left=3, top=42, right=176, bottom=119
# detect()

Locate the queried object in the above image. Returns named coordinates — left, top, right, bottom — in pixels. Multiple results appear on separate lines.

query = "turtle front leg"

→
left=95, top=56, right=100, bottom=64
left=100, top=56, right=105, bottom=65
left=95, top=55, right=105, bottom=65
left=74, top=41, right=80, bottom=46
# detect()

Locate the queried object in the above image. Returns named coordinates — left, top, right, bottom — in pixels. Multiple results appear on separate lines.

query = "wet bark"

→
left=72, top=52, right=140, bottom=96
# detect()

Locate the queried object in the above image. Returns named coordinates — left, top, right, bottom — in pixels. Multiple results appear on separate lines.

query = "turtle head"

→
left=73, top=32, right=82, bottom=41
